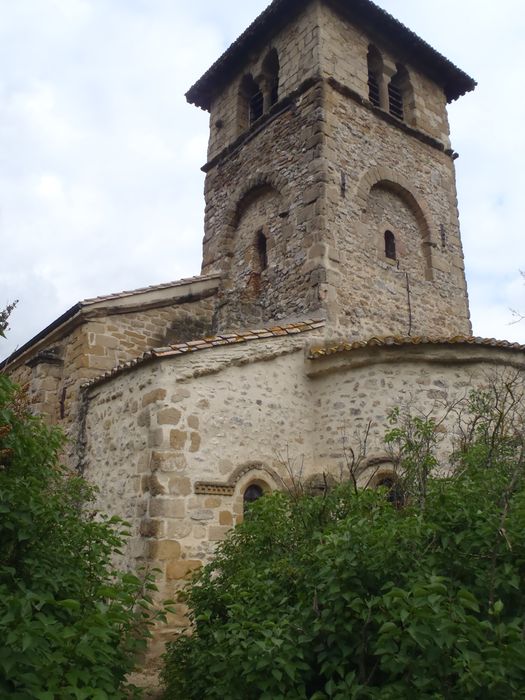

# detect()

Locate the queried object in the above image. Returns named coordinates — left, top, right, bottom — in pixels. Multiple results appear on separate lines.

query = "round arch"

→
left=224, top=172, right=291, bottom=230
left=230, top=461, right=284, bottom=521
left=356, top=166, right=437, bottom=280
left=219, top=174, right=291, bottom=280
left=228, top=461, right=284, bottom=492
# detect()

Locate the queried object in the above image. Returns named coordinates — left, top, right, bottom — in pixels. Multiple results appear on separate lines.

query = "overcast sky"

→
left=1, top=0, right=524, bottom=358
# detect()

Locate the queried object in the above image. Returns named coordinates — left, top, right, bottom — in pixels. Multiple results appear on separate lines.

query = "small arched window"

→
left=243, top=483, right=264, bottom=514
left=256, top=230, right=268, bottom=272
left=367, top=45, right=383, bottom=108
left=376, top=476, right=404, bottom=508
left=384, top=230, right=396, bottom=260
left=238, top=74, right=264, bottom=132
left=262, top=49, right=280, bottom=107
left=388, top=65, right=414, bottom=123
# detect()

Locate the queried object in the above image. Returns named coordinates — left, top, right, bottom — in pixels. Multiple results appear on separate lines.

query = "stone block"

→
left=139, top=518, right=165, bottom=538
left=187, top=414, right=199, bottom=430
left=149, top=498, right=186, bottom=519
left=95, top=334, right=120, bottom=349
left=142, top=389, right=167, bottom=407
left=219, top=511, right=233, bottom=526
left=168, top=476, right=192, bottom=496
left=189, top=432, right=201, bottom=452
left=147, top=539, right=181, bottom=561
left=204, top=497, right=221, bottom=508
left=166, top=560, right=202, bottom=581
left=147, top=474, right=167, bottom=496
left=190, top=509, right=214, bottom=521
left=170, top=430, right=187, bottom=450
left=157, top=408, right=182, bottom=426
left=148, top=429, right=165, bottom=448
left=166, top=520, right=193, bottom=539
left=171, top=388, right=191, bottom=403
left=137, top=410, right=150, bottom=428
left=209, top=526, right=231, bottom=542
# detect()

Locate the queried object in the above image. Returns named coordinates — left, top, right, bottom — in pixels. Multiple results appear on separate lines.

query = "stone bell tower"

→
left=186, top=0, right=475, bottom=339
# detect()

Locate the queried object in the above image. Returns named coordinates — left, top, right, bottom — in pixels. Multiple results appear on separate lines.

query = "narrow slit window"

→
left=256, top=230, right=268, bottom=271
left=368, top=72, right=380, bottom=107
left=384, top=230, right=396, bottom=260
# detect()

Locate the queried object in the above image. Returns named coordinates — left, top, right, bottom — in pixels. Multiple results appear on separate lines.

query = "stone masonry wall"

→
left=82, top=335, right=525, bottom=663
left=206, top=1, right=322, bottom=161
left=83, top=332, right=318, bottom=659
left=201, top=1, right=470, bottom=339
left=323, top=83, right=471, bottom=338
left=318, top=3, right=452, bottom=146
left=203, top=80, right=328, bottom=331
left=6, top=297, right=215, bottom=464
left=308, top=344, right=525, bottom=483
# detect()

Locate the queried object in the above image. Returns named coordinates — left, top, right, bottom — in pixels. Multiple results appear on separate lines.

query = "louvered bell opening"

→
left=368, top=72, right=380, bottom=107
left=249, top=90, right=264, bottom=124
left=388, top=84, right=404, bottom=121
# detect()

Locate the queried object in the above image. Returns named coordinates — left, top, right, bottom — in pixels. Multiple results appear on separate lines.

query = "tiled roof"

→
left=81, top=273, right=221, bottom=305
left=186, top=0, right=476, bottom=110
left=83, top=320, right=325, bottom=388
left=2, top=273, right=222, bottom=367
left=308, top=335, right=525, bottom=359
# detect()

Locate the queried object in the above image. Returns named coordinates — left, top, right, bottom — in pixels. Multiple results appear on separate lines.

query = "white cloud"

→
left=1, top=0, right=525, bottom=359
left=36, top=174, right=65, bottom=200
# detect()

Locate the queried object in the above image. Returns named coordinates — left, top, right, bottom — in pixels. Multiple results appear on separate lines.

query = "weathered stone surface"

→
left=219, top=511, right=234, bottom=526
left=148, top=540, right=181, bottom=561
left=157, top=408, right=182, bottom=426
left=187, top=415, right=199, bottom=430
left=166, top=560, right=202, bottom=581
left=190, top=509, right=214, bottom=522
left=170, top=430, right=187, bottom=450
left=149, top=498, right=185, bottom=519
left=204, top=497, right=221, bottom=508
left=142, top=389, right=167, bottom=407
left=209, top=526, right=231, bottom=542
left=140, top=518, right=165, bottom=538
left=168, top=476, right=192, bottom=496
left=146, top=475, right=166, bottom=496
left=189, top=432, right=201, bottom=453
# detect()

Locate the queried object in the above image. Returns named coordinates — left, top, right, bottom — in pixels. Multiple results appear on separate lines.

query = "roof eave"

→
left=186, top=0, right=476, bottom=111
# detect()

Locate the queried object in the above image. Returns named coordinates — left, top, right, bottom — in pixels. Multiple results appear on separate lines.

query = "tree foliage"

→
left=0, top=300, right=17, bottom=339
left=163, top=379, right=525, bottom=699
left=0, top=374, right=160, bottom=699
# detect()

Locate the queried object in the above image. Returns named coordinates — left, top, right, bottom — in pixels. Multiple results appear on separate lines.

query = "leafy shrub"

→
left=163, top=387, right=525, bottom=699
left=0, top=375, right=159, bottom=699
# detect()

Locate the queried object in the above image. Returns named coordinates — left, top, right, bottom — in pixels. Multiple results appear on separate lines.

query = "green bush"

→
left=0, top=375, right=159, bottom=699
left=162, top=389, right=525, bottom=699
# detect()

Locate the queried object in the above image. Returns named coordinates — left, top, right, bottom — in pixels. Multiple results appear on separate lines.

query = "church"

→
left=5, top=0, right=525, bottom=661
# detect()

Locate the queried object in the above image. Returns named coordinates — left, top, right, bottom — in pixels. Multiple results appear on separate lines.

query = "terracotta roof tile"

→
left=82, top=319, right=325, bottom=389
left=308, top=335, right=525, bottom=359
